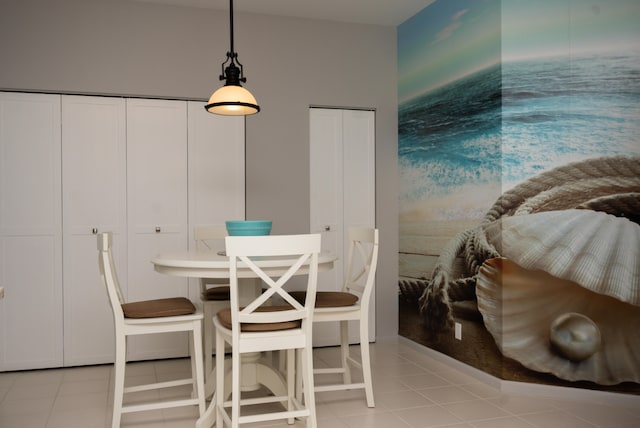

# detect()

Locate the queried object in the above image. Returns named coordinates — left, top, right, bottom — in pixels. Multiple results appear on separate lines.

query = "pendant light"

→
left=205, top=0, right=260, bottom=116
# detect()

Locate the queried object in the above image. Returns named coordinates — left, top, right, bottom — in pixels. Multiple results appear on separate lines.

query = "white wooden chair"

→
left=97, top=232, right=206, bottom=428
left=213, top=234, right=321, bottom=428
left=292, top=227, right=379, bottom=407
left=193, top=225, right=231, bottom=383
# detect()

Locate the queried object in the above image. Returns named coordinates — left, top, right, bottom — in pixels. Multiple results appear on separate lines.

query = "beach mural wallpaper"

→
left=398, top=0, right=640, bottom=395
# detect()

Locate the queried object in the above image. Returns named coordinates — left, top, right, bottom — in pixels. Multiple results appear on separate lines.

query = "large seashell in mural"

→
left=476, top=209, right=640, bottom=384
left=482, top=209, right=640, bottom=306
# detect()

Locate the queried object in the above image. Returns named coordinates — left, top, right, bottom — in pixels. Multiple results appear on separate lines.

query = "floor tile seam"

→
left=392, top=402, right=467, bottom=427
left=413, top=393, right=487, bottom=406
left=382, top=401, right=442, bottom=412
left=439, top=396, right=530, bottom=421
left=520, top=407, right=601, bottom=427
left=43, top=382, right=65, bottom=428
left=342, top=408, right=414, bottom=428
left=0, top=384, right=13, bottom=404
left=324, top=404, right=394, bottom=418
left=491, top=406, right=567, bottom=417
left=57, top=379, right=112, bottom=396
left=0, top=374, right=19, bottom=397
left=50, top=392, right=111, bottom=413
left=456, top=384, right=501, bottom=400
left=558, top=401, right=640, bottom=419
left=466, top=414, right=538, bottom=428
left=554, top=406, right=633, bottom=428
left=397, top=373, right=453, bottom=387
left=60, top=366, right=113, bottom=382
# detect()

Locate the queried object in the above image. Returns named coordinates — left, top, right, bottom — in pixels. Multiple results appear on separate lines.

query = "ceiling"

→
left=133, top=0, right=435, bottom=26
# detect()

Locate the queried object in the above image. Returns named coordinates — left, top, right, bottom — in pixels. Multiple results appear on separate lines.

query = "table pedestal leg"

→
left=196, top=353, right=287, bottom=428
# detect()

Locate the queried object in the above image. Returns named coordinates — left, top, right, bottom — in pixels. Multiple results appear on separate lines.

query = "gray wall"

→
left=0, top=0, right=399, bottom=340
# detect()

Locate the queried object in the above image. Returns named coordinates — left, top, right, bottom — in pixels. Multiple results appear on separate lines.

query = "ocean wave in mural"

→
left=399, top=53, right=640, bottom=222
left=502, top=54, right=640, bottom=186
left=399, top=64, right=502, bottom=221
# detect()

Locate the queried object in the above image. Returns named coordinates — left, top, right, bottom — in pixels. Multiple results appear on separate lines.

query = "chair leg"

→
left=286, top=348, right=295, bottom=424
left=360, top=319, right=375, bottom=408
left=215, top=332, right=225, bottom=427
left=192, top=322, right=206, bottom=415
left=231, top=346, right=241, bottom=428
left=301, top=342, right=317, bottom=428
left=295, top=347, right=303, bottom=405
left=339, top=320, right=351, bottom=384
left=112, top=334, right=126, bottom=428
left=203, top=303, right=215, bottom=384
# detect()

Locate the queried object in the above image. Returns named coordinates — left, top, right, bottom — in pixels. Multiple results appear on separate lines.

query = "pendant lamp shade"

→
left=206, top=85, right=259, bottom=116
left=205, top=0, right=260, bottom=116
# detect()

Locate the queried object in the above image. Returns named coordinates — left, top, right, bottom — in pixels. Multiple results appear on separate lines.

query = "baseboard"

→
left=398, top=336, right=640, bottom=408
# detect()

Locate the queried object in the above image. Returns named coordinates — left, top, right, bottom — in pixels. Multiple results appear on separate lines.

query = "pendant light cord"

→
left=229, top=0, right=235, bottom=55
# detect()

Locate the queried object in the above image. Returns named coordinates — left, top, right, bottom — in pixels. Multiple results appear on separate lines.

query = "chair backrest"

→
left=194, top=225, right=227, bottom=252
left=97, top=232, right=126, bottom=323
left=225, top=234, right=321, bottom=333
left=343, top=227, right=379, bottom=306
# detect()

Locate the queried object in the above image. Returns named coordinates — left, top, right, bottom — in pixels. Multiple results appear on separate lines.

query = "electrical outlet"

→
left=455, top=322, right=462, bottom=340
left=0, top=286, right=4, bottom=299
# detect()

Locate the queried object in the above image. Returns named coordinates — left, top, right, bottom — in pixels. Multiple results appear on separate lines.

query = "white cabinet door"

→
left=62, top=95, right=127, bottom=366
left=187, top=102, right=245, bottom=297
left=0, top=92, right=63, bottom=370
left=309, top=108, right=376, bottom=347
left=126, top=98, right=189, bottom=360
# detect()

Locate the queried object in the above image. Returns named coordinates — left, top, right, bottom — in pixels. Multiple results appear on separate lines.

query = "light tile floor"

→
left=1, top=340, right=638, bottom=428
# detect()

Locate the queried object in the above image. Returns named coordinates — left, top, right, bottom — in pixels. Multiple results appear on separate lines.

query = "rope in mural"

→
left=399, top=155, right=640, bottom=333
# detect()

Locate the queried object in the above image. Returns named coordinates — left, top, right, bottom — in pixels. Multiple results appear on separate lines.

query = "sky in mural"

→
left=399, top=0, right=640, bottom=103
left=398, top=0, right=500, bottom=104
left=502, top=0, right=640, bottom=61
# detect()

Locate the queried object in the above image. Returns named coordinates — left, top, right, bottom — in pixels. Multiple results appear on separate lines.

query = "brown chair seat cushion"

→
left=290, top=291, right=359, bottom=308
left=201, top=286, right=231, bottom=301
left=122, top=297, right=196, bottom=318
left=217, top=306, right=301, bottom=331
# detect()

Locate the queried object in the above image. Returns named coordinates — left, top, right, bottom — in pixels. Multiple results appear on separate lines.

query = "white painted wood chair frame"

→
left=97, top=232, right=206, bottom=428
left=214, top=234, right=321, bottom=428
left=313, top=227, right=379, bottom=407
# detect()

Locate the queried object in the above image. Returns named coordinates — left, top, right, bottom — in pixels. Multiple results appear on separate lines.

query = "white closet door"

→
left=0, top=92, right=63, bottom=370
left=309, top=108, right=375, bottom=347
left=126, top=98, right=189, bottom=360
left=62, top=95, right=126, bottom=366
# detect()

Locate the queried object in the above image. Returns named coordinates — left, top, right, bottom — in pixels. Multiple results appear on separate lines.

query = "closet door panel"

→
left=127, top=99, right=188, bottom=233
left=341, top=109, right=376, bottom=343
left=309, top=108, right=344, bottom=346
left=0, top=92, right=62, bottom=370
left=62, top=95, right=126, bottom=365
left=309, top=108, right=376, bottom=346
left=126, top=98, right=189, bottom=360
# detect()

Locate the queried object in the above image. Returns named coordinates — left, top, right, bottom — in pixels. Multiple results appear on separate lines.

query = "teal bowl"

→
left=225, top=220, right=272, bottom=236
